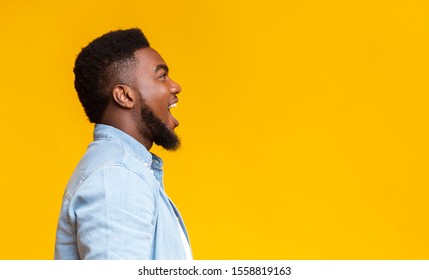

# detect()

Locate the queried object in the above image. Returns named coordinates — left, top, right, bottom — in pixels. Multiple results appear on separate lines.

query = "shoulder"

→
left=83, top=137, right=126, bottom=167
left=64, top=139, right=154, bottom=200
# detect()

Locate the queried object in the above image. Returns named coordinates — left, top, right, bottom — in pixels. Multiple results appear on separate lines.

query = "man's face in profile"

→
left=132, top=47, right=182, bottom=150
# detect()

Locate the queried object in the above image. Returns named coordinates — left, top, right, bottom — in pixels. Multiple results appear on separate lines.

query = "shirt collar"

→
left=93, top=124, right=163, bottom=169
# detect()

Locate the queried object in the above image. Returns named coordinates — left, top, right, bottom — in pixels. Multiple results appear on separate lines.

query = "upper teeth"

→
left=168, top=103, right=177, bottom=109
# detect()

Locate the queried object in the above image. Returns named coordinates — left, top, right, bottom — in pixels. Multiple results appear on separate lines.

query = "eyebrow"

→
left=155, top=64, right=169, bottom=73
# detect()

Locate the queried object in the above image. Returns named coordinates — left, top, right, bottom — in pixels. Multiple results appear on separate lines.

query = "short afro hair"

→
left=73, top=28, right=150, bottom=123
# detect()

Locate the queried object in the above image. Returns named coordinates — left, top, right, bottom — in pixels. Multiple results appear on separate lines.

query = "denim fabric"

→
left=54, top=124, right=191, bottom=259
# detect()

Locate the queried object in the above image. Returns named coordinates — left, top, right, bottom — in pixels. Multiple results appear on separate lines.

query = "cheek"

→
left=142, top=89, right=170, bottom=118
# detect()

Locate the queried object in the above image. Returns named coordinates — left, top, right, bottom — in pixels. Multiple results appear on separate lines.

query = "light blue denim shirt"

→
left=54, top=124, right=191, bottom=259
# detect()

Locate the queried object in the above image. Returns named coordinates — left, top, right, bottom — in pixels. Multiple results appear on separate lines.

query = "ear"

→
left=112, top=85, right=135, bottom=109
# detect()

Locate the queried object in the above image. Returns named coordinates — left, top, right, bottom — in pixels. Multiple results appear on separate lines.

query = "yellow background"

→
left=0, top=0, right=428, bottom=259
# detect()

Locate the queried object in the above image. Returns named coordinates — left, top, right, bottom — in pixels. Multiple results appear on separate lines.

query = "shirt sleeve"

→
left=69, top=165, right=157, bottom=259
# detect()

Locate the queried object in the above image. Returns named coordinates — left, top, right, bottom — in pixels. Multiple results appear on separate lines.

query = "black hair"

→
left=73, top=28, right=150, bottom=123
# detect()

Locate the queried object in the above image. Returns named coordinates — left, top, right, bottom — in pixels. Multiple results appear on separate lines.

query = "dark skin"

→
left=100, top=47, right=181, bottom=150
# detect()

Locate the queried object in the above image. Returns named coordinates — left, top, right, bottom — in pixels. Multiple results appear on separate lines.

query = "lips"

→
left=168, top=97, right=179, bottom=109
left=168, top=103, right=177, bottom=109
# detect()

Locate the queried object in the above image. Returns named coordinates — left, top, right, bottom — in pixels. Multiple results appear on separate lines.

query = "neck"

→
left=99, top=117, right=153, bottom=151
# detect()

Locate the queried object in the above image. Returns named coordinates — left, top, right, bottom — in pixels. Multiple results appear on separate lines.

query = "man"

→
left=54, top=28, right=192, bottom=260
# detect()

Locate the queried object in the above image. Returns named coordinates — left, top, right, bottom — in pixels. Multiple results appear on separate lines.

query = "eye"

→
left=159, top=73, right=167, bottom=79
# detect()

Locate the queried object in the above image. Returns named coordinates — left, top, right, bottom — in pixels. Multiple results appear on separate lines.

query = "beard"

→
left=139, top=102, right=181, bottom=151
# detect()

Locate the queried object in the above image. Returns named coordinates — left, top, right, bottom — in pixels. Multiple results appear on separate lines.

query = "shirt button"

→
left=144, top=162, right=149, bottom=167
left=150, top=170, right=154, bottom=174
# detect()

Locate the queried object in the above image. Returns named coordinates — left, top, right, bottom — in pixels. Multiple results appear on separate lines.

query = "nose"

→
left=170, top=79, right=181, bottom=95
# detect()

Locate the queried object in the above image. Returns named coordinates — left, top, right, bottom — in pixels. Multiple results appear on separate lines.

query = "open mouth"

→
left=168, top=102, right=177, bottom=109
left=167, top=99, right=179, bottom=128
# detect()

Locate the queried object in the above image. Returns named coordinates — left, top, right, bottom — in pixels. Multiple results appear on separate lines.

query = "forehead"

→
left=134, top=47, right=166, bottom=72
